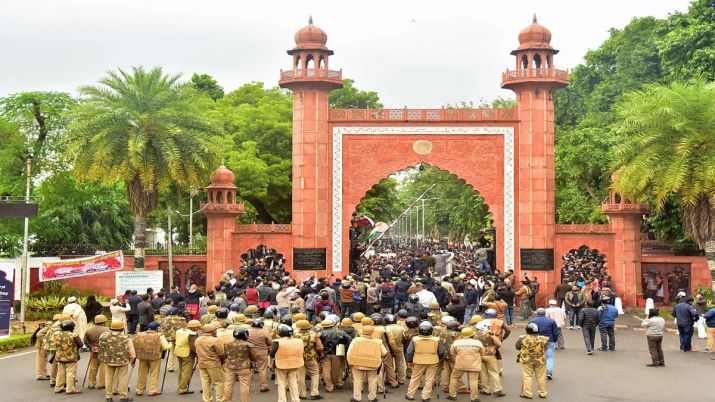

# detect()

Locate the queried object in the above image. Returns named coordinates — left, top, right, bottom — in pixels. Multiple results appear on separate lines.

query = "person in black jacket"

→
left=84, top=295, right=104, bottom=324
left=394, top=277, right=412, bottom=312
left=577, top=301, right=600, bottom=354
left=446, top=297, right=465, bottom=324
left=318, top=320, right=352, bottom=392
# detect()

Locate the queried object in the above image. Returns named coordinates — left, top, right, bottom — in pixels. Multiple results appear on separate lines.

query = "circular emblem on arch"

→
left=412, top=140, right=433, bottom=155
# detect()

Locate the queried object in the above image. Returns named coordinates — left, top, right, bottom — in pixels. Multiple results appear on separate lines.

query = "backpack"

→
left=305, top=294, right=320, bottom=311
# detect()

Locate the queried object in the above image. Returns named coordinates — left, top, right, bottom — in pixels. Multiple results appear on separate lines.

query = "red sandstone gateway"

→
left=58, top=16, right=709, bottom=306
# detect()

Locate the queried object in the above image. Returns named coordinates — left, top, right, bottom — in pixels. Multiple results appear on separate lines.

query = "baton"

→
left=127, top=360, right=135, bottom=393
left=160, top=352, right=170, bottom=393
left=186, top=358, right=198, bottom=390
left=81, top=355, right=91, bottom=389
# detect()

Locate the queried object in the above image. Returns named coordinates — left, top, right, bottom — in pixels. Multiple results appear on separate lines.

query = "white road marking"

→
left=0, top=349, right=35, bottom=360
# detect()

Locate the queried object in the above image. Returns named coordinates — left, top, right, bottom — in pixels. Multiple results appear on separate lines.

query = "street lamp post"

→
left=18, top=154, right=32, bottom=330
left=188, top=187, right=197, bottom=254
left=167, top=207, right=173, bottom=290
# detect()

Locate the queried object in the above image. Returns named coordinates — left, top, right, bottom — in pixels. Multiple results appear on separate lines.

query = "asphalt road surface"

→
left=1, top=326, right=712, bottom=402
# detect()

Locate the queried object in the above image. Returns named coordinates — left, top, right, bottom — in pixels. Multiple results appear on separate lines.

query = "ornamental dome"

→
left=518, top=15, right=552, bottom=47
left=210, top=165, right=235, bottom=187
left=294, top=16, right=328, bottom=50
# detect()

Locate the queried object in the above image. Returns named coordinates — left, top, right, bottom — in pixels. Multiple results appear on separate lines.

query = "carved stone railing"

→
left=601, top=202, right=648, bottom=214
left=235, top=223, right=292, bottom=233
left=279, top=68, right=342, bottom=84
left=555, top=224, right=612, bottom=234
left=329, top=107, right=517, bottom=122
left=501, top=68, right=569, bottom=85
left=200, top=202, right=245, bottom=214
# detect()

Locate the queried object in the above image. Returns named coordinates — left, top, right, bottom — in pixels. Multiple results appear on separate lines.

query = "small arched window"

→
left=295, top=55, right=301, bottom=68
left=533, top=54, right=542, bottom=69
left=216, top=191, right=223, bottom=203
left=227, top=191, right=233, bottom=204
left=305, top=54, right=314, bottom=69
left=319, top=55, right=325, bottom=69
left=521, top=54, right=528, bottom=69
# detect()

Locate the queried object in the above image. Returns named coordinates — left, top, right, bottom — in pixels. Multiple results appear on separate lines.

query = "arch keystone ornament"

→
left=412, top=140, right=433, bottom=155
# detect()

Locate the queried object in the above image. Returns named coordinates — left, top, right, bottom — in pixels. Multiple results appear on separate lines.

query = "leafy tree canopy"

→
left=191, top=73, right=225, bottom=100
left=329, top=79, right=383, bottom=108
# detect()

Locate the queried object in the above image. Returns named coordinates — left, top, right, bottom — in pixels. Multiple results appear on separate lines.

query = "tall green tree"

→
left=612, top=80, right=715, bottom=255
left=191, top=73, right=225, bottom=100
left=356, top=178, right=402, bottom=223
left=66, top=66, right=220, bottom=269
left=329, top=79, right=383, bottom=108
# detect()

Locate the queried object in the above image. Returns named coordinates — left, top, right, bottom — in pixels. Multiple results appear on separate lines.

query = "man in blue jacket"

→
left=673, top=296, right=698, bottom=352
left=529, top=308, right=559, bottom=380
left=703, top=304, right=715, bottom=352
left=598, top=298, right=619, bottom=351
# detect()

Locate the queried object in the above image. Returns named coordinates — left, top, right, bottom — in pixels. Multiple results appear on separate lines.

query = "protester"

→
left=641, top=308, right=665, bottom=367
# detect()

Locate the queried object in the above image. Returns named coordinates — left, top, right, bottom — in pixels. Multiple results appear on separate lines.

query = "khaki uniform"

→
left=438, top=328, right=461, bottom=390
left=517, top=335, right=548, bottom=398
left=402, top=327, right=418, bottom=379
left=42, top=322, right=61, bottom=386
left=162, top=315, right=186, bottom=371
left=475, top=330, right=502, bottom=394
left=297, top=330, right=323, bottom=398
left=34, top=321, right=52, bottom=379
left=347, top=335, right=387, bottom=401
left=218, top=338, right=256, bottom=402
left=196, top=333, right=225, bottom=402
left=406, top=336, right=440, bottom=400
left=385, top=324, right=407, bottom=384
left=274, top=337, right=304, bottom=402
left=174, top=328, right=198, bottom=393
left=53, top=330, right=83, bottom=393
left=84, top=324, right=110, bottom=388
left=448, top=337, right=484, bottom=400
left=98, top=331, right=135, bottom=400
left=134, top=330, right=171, bottom=395
left=247, top=326, right=273, bottom=391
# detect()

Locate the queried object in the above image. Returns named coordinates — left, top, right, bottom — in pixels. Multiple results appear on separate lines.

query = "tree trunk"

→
left=134, top=216, right=146, bottom=270
left=242, top=195, right=276, bottom=223
left=706, top=241, right=715, bottom=292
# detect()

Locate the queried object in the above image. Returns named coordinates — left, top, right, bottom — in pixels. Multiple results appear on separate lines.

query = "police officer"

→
left=33, top=314, right=57, bottom=381
left=246, top=318, right=272, bottom=393
left=53, top=319, right=84, bottom=394
left=211, top=307, right=230, bottom=328
left=219, top=327, right=256, bottom=402
left=318, top=319, right=352, bottom=393
left=347, top=325, right=387, bottom=402
left=351, top=312, right=365, bottom=333
left=196, top=323, right=225, bottom=402
left=98, top=320, right=135, bottom=402
left=447, top=327, right=484, bottom=401
left=295, top=320, right=324, bottom=400
left=475, top=324, right=504, bottom=397
left=270, top=324, right=303, bottom=402
left=404, top=295, right=422, bottom=318
left=439, top=319, right=462, bottom=394
left=162, top=307, right=187, bottom=372
left=201, top=305, right=219, bottom=325
left=46, top=314, right=70, bottom=388
left=516, top=323, right=548, bottom=399
left=134, top=321, right=172, bottom=396
left=405, top=321, right=444, bottom=401
left=174, top=319, right=202, bottom=395
left=384, top=314, right=407, bottom=385
left=402, top=316, right=420, bottom=379
left=84, top=314, right=110, bottom=389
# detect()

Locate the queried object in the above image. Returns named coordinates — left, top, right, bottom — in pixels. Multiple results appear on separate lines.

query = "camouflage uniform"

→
left=439, top=329, right=463, bottom=391
left=516, top=334, right=548, bottom=398
left=134, top=330, right=172, bottom=395
left=296, top=330, right=323, bottom=399
left=33, top=320, right=52, bottom=379
left=475, top=330, right=503, bottom=394
left=219, top=338, right=256, bottom=402
left=162, top=315, right=186, bottom=371
left=98, top=330, right=135, bottom=401
left=53, top=330, right=84, bottom=393
left=42, top=321, right=61, bottom=386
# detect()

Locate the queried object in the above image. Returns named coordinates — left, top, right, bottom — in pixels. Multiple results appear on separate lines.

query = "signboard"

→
left=116, top=271, right=163, bottom=297
left=293, top=248, right=326, bottom=271
left=40, top=251, right=124, bottom=281
left=520, top=248, right=554, bottom=271
left=0, top=202, right=38, bottom=218
left=0, top=265, right=13, bottom=338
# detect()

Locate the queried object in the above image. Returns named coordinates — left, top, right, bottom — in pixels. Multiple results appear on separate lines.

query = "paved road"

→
left=1, top=327, right=712, bottom=402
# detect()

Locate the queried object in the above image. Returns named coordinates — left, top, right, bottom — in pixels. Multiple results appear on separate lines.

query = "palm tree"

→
left=611, top=79, right=715, bottom=286
left=67, top=66, right=220, bottom=269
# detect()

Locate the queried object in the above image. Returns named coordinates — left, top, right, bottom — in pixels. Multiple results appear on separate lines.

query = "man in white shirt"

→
left=416, top=288, right=438, bottom=312
left=545, top=299, right=567, bottom=349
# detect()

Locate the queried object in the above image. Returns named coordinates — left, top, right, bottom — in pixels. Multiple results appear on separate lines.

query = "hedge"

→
left=0, top=334, right=32, bottom=352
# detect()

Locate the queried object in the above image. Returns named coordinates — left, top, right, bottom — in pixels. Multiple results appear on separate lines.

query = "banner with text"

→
left=115, top=271, right=163, bottom=296
left=40, top=251, right=124, bottom=281
left=0, top=265, right=14, bottom=338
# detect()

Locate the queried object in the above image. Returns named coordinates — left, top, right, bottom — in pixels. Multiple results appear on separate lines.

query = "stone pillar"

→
left=603, top=199, right=647, bottom=306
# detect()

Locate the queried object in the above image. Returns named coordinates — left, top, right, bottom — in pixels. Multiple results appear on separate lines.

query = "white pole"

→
left=167, top=207, right=173, bottom=290
left=18, top=155, right=31, bottom=330
left=421, top=198, right=425, bottom=243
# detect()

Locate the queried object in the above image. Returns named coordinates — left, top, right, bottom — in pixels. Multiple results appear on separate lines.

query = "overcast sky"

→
left=0, top=0, right=693, bottom=107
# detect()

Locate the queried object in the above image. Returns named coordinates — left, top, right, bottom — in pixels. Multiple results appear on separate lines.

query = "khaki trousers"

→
left=384, top=352, right=398, bottom=386
left=352, top=368, right=378, bottom=401
left=479, top=355, right=502, bottom=393
left=167, top=349, right=175, bottom=371
left=521, top=363, right=547, bottom=398
left=88, top=352, right=106, bottom=388
left=441, top=359, right=454, bottom=387
left=393, top=348, right=407, bottom=383
left=223, top=367, right=252, bottom=402
left=298, top=359, right=320, bottom=397
left=35, top=347, right=48, bottom=378
left=406, top=364, right=436, bottom=400
left=254, top=353, right=269, bottom=390
left=49, top=360, right=58, bottom=385
left=136, top=358, right=161, bottom=395
left=177, top=356, right=195, bottom=393
left=276, top=368, right=300, bottom=402
left=104, top=364, right=129, bottom=400
left=706, top=327, right=715, bottom=351
left=449, top=369, right=479, bottom=400
left=55, top=361, right=78, bottom=392
left=320, top=356, right=342, bottom=391
left=200, top=367, right=225, bottom=402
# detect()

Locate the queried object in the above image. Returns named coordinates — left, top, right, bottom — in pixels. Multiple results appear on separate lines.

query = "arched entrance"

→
left=160, top=261, right=207, bottom=292
left=332, top=126, right=514, bottom=275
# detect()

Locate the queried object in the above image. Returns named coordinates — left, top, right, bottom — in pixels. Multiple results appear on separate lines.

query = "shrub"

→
left=0, top=334, right=32, bottom=352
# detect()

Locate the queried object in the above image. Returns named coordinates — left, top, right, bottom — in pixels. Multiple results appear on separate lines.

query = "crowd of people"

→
left=27, top=240, right=715, bottom=402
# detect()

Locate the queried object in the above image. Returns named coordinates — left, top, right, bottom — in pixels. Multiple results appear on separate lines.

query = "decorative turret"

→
left=279, top=17, right=343, bottom=90
left=203, top=165, right=244, bottom=215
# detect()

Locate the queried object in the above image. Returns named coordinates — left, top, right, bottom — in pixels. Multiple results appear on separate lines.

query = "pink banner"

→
left=40, top=250, right=124, bottom=281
